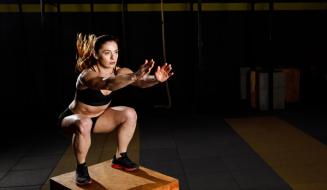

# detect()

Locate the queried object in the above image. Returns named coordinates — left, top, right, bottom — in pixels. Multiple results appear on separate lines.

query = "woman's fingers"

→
left=163, top=63, right=168, bottom=71
left=166, top=65, right=172, bottom=72
left=149, top=60, right=155, bottom=70
left=143, top=59, right=155, bottom=71
left=160, top=63, right=172, bottom=74
left=142, top=59, right=148, bottom=67
left=163, top=63, right=172, bottom=72
left=142, top=60, right=152, bottom=71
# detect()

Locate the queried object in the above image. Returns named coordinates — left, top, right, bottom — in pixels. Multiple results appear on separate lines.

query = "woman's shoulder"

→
left=80, top=68, right=98, bottom=78
left=77, top=68, right=98, bottom=86
left=116, top=67, right=133, bottom=75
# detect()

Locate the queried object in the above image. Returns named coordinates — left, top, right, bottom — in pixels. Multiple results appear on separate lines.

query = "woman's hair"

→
left=75, top=33, right=119, bottom=72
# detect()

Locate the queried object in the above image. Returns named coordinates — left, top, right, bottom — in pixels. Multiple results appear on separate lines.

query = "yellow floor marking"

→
left=225, top=116, right=327, bottom=190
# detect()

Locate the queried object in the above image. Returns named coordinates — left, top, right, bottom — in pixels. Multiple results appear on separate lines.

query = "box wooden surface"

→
left=50, top=160, right=179, bottom=190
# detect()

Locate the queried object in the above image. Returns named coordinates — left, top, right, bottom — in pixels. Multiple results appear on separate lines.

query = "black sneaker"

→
left=112, top=152, right=139, bottom=171
left=75, top=163, right=92, bottom=185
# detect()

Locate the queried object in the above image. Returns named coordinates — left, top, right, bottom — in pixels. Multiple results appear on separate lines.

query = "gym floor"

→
left=1, top=106, right=326, bottom=190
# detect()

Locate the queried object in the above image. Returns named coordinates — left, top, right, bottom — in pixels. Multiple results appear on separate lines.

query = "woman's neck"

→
left=95, top=64, right=114, bottom=76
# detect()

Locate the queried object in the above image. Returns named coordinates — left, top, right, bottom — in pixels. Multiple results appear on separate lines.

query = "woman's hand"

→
left=155, top=63, right=174, bottom=82
left=134, top=59, right=154, bottom=80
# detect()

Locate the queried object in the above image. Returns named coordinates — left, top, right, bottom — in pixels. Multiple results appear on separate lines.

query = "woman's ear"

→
left=92, top=50, right=98, bottom=60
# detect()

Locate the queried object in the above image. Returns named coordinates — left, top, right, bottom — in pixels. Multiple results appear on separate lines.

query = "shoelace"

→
left=120, top=156, right=134, bottom=165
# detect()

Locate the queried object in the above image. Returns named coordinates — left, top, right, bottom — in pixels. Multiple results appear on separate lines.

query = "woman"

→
left=58, top=33, right=174, bottom=185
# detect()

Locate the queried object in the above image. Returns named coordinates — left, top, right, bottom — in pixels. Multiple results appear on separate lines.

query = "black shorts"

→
left=57, top=108, right=99, bottom=133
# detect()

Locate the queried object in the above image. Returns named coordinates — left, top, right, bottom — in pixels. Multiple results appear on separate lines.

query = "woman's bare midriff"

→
left=69, top=100, right=110, bottom=118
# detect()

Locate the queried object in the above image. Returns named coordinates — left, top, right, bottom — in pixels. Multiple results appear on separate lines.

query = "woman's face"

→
left=96, top=41, right=119, bottom=70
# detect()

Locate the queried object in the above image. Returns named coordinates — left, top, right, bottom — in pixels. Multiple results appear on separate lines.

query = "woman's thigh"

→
left=92, top=106, right=136, bottom=134
left=61, top=114, right=93, bottom=134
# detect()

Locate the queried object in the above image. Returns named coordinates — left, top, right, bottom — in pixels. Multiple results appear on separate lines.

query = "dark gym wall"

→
left=1, top=1, right=327, bottom=130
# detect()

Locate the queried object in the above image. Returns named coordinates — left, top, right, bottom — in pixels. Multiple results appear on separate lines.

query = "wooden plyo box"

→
left=50, top=160, right=179, bottom=190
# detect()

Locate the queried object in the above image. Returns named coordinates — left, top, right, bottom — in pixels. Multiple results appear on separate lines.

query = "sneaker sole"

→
left=111, top=164, right=139, bottom=172
left=76, top=179, right=92, bottom=186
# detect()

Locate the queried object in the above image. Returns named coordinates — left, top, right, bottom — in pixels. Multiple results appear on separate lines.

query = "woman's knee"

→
left=122, top=107, right=137, bottom=122
left=74, top=117, right=93, bottom=134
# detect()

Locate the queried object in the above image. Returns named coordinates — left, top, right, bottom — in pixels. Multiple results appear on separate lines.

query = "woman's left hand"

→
left=155, top=63, right=174, bottom=82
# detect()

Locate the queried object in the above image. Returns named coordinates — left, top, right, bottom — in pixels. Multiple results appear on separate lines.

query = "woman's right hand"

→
left=134, top=59, right=154, bottom=80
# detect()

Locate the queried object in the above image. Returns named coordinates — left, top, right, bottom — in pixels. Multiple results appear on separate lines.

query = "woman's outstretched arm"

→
left=80, top=60, right=154, bottom=91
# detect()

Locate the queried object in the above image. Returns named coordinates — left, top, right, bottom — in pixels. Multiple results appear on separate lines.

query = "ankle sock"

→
left=77, top=162, right=86, bottom=170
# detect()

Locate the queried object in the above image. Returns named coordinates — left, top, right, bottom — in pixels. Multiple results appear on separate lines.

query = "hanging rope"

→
left=160, top=0, right=167, bottom=63
left=90, top=0, right=94, bottom=29
left=155, top=0, right=172, bottom=109
left=121, top=0, right=128, bottom=65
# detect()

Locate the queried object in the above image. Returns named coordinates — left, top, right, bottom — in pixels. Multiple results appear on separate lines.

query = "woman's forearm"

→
left=105, top=74, right=137, bottom=91
left=135, top=75, right=160, bottom=88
